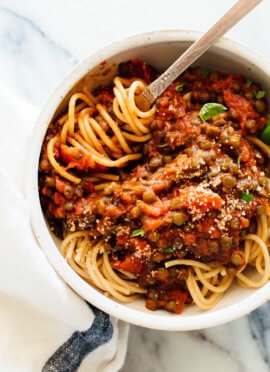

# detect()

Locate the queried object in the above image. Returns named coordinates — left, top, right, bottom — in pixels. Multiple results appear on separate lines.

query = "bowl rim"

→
left=26, top=29, right=270, bottom=331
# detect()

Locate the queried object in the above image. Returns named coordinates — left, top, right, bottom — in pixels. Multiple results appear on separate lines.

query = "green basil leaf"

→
left=260, top=119, right=270, bottom=145
left=202, top=68, right=211, bottom=77
left=237, top=156, right=241, bottom=168
left=130, top=229, right=145, bottom=237
left=199, top=103, right=228, bottom=121
left=254, top=90, right=265, bottom=99
left=175, top=83, right=184, bottom=91
left=241, top=192, right=253, bottom=202
left=246, top=79, right=252, bottom=87
left=163, top=247, right=176, bottom=253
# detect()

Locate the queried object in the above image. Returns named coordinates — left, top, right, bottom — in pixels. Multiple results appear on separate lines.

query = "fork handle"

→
left=141, top=0, right=262, bottom=107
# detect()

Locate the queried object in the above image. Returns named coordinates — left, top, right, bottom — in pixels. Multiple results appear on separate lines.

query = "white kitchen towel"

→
left=0, top=81, right=129, bottom=372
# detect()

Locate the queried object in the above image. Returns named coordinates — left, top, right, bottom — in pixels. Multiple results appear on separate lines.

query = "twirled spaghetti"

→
left=39, top=60, right=270, bottom=314
left=46, top=76, right=155, bottom=187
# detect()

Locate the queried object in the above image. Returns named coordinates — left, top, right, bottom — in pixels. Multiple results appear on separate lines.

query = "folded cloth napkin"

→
left=0, top=82, right=129, bottom=372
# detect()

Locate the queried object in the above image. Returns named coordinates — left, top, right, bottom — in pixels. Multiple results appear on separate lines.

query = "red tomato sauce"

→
left=39, top=61, right=270, bottom=313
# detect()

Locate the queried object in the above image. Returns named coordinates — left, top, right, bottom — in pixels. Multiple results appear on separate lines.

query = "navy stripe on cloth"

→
left=42, top=303, right=113, bottom=372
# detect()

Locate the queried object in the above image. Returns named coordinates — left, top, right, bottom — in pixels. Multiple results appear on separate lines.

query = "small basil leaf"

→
left=199, top=103, right=228, bottom=121
left=260, top=120, right=270, bottom=145
left=237, top=156, right=241, bottom=168
left=163, top=247, right=176, bottom=253
left=241, top=192, right=253, bottom=202
left=254, top=90, right=265, bottom=99
left=175, top=83, right=184, bottom=91
left=130, top=229, right=145, bottom=238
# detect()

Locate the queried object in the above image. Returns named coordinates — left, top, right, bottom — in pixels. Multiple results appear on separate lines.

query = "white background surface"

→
left=1, top=0, right=270, bottom=371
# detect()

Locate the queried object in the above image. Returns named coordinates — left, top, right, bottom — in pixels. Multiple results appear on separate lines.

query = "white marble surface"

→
left=1, top=0, right=270, bottom=371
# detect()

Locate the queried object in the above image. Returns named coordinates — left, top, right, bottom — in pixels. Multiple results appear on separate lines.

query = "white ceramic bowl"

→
left=27, top=30, right=270, bottom=331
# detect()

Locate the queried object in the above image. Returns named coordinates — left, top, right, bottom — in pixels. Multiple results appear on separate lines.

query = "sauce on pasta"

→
left=39, top=60, right=270, bottom=313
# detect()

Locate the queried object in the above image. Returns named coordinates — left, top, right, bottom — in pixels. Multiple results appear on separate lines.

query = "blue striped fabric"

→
left=42, top=304, right=113, bottom=372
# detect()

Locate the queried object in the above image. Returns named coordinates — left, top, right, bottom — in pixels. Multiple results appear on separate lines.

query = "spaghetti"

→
left=61, top=231, right=145, bottom=302
left=39, top=60, right=270, bottom=314
left=46, top=76, right=155, bottom=187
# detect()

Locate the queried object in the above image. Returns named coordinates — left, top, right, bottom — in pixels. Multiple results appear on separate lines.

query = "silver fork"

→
left=136, top=0, right=262, bottom=111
